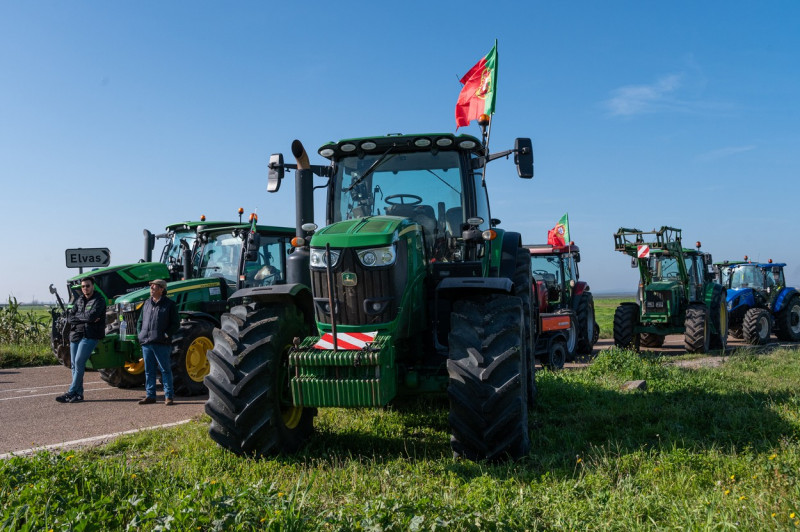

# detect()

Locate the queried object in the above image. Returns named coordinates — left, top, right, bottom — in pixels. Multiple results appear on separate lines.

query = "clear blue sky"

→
left=2, top=1, right=798, bottom=302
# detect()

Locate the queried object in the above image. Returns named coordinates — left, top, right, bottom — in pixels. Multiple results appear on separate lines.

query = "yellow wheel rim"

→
left=185, top=336, right=213, bottom=382
left=282, top=405, right=303, bottom=429
left=719, top=301, right=728, bottom=336
left=125, top=359, right=145, bottom=375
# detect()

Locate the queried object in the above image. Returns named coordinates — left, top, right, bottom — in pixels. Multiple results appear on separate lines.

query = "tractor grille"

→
left=122, top=309, right=141, bottom=327
left=645, top=290, right=670, bottom=312
left=310, top=250, right=397, bottom=326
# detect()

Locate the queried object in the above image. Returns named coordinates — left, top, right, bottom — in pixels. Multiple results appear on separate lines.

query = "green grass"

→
left=595, top=296, right=633, bottom=339
left=0, top=300, right=55, bottom=368
left=3, top=346, right=799, bottom=530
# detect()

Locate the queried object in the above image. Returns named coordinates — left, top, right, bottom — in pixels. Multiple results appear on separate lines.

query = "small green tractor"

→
left=49, top=219, right=236, bottom=368
left=95, top=221, right=295, bottom=394
left=612, top=226, right=728, bottom=353
left=205, top=129, right=536, bottom=461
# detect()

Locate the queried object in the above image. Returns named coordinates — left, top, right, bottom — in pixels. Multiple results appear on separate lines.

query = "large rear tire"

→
left=684, top=304, right=710, bottom=353
left=743, top=307, right=771, bottom=345
left=575, top=293, right=595, bottom=355
left=50, top=310, right=71, bottom=368
left=447, top=293, right=530, bottom=461
left=98, top=360, right=146, bottom=388
left=171, top=320, right=214, bottom=396
left=775, top=295, right=800, bottom=341
left=613, top=303, right=640, bottom=351
left=205, top=303, right=314, bottom=456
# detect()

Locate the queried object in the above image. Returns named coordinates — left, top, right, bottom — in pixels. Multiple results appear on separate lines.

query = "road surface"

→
left=0, top=365, right=206, bottom=457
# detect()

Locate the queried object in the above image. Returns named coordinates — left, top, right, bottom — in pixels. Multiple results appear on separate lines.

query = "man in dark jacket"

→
left=56, top=276, right=106, bottom=403
left=137, top=279, right=180, bottom=405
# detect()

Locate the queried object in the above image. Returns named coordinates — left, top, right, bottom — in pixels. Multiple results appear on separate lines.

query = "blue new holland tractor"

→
left=716, top=259, right=800, bottom=345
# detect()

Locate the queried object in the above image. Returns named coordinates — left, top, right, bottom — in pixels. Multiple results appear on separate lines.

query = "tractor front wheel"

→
left=205, top=303, right=314, bottom=456
left=99, top=359, right=146, bottom=388
left=613, top=303, right=640, bottom=351
left=545, top=339, right=566, bottom=370
left=447, top=293, right=529, bottom=461
left=743, top=307, right=771, bottom=345
left=639, top=333, right=665, bottom=348
left=685, top=304, right=710, bottom=353
left=709, top=288, right=728, bottom=351
left=775, top=295, right=800, bottom=341
left=171, top=320, right=214, bottom=396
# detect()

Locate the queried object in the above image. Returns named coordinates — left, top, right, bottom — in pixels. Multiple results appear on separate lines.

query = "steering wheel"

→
left=533, top=270, right=549, bottom=276
left=665, top=273, right=679, bottom=279
left=385, top=194, right=422, bottom=206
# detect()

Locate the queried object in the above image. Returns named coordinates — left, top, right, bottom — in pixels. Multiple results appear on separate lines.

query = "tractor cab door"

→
left=685, top=255, right=705, bottom=301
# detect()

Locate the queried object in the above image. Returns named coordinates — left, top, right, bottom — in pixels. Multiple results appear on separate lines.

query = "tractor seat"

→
left=386, top=204, right=438, bottom=240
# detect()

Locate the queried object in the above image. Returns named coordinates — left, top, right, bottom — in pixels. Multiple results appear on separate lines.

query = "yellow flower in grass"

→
left=790, top=512, right=796, bottom=519
left=739, top=496, right=746, bottom=501
left=724, top=490, right=730, bottom=496
left=131, top=474, right=137, bottom=479
left=769, top=454, right=777, bottom=460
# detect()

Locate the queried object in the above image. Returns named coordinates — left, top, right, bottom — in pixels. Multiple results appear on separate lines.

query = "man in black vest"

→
left=136, top=279, right=180, bottom=405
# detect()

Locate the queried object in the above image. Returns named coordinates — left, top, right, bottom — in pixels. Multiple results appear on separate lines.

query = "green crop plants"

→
left=0, top=298, right=53, bottom=368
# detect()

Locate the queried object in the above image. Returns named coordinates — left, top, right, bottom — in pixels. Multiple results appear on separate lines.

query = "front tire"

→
left=613, top=303, right=640, bottom=351
left=447, top=293, right=529, bottom=461
left=709, top=287, right=728, bottom=351
left=639, top=332, right=665, bottom=348
left=684, top=304, right=710, bottom=353
left=545, top=339, right=566, bottom=370
left=171, top=320, right=215, bottom=396
left=775, top=295, right=800, bottom=341
left=205, top=303, right=314, bottom=456
left=743, top=307, right=771, bottom=345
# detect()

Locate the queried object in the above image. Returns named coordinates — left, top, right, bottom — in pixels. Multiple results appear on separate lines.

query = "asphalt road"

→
left=0, top=365, right=207, bottom=458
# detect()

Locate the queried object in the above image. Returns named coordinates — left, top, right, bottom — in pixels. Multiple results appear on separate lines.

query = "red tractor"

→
left=528, top=243, right=598, bottom=368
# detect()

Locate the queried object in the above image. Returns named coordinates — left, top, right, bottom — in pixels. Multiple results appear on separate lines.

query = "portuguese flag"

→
left=455, top=41, right=498, bottom=128
left=547, top=213, right=570, bottom=247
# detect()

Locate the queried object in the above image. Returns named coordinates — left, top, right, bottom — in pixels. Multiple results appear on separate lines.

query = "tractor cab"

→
left=528, top=243, right=582, bottom=312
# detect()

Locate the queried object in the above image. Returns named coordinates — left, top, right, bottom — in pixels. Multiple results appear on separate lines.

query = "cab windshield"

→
left=726, top=265, right=766, bottom=290
left=648, top=255, right=681, bottom=281
left=332, top=151, right=466, bottom=239
left=195, top=233, right=242, bottom=284
left=159, top=229, right=197, bottom=265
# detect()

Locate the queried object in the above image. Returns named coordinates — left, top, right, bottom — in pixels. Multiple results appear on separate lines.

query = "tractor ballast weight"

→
left=612, top=226, right=728, bottom=353
left=715, top=259, right=800, bottom=344
left=205, top=131, right=537, bottom=461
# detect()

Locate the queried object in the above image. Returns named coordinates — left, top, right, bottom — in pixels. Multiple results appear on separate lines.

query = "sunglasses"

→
left=81, top=284, right=92, bottom=288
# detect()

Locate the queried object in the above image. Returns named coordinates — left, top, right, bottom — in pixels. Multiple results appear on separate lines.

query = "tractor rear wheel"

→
left=447, top=293, right=529, bottom=461
left=684, top=304, right=710, bottom=353
left=729, top=326, right=743, bottom=339
left=545, top=339, right=566, bottom=370
left=99, top=359, right=146, bottom=388
left=613, top=303, right=640, bottom=351
left=775, top=295, right=800, bottom=341
left=639, top=333, right=665, bottom=348
left=575, top=293, right=596, bottom=356
left=171, top=320, right=214, bottom=396
left=743, top=307, right=771, bottom=345
left=205, top=302, right=314, bottom=456
left=50, top=311, right=71, bottom=368
left=709, top=288, right=728, bottom=351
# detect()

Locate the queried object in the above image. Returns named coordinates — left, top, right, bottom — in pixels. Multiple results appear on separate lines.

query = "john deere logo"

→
left=341, top=272, right=357, bottom=287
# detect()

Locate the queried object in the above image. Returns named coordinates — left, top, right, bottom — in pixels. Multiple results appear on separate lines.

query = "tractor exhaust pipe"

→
left=285, top=139, right=313, bottom=287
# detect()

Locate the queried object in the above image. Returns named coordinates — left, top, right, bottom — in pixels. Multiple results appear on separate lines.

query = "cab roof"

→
left=525, top=243, right=580, bottom=255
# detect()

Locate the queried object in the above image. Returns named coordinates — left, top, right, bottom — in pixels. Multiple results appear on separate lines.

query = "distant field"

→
left=594, top=296, right=634, bottom=339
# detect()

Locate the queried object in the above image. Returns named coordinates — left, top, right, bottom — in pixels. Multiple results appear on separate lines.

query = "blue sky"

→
left=2, top=1, right=798, bottom=302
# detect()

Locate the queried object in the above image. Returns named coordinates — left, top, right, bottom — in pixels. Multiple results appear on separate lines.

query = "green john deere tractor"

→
left=49, top=219, right=237, bottom=368
left=612, top=226, right=728, bottom=353
left=205, top=130, right=536, bottom=461
left=94, top=221, right=295, bottom=394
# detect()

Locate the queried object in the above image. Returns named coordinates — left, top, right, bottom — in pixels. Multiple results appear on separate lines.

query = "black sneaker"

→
left=65, top=394, right=84, bottom=403
left=55, top=392, right=73, bottom=403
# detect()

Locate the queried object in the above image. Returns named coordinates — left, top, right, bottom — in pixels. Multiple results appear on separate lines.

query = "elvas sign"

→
left=65, top=248, right=111, bottom=269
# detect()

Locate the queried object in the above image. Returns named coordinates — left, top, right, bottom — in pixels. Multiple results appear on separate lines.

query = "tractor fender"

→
left=773, top=287, right=800, bottom=313
left=573, top=281, right=589, bottom=297
left=229, top=283, right=315, bottom=329
left=177, top=310, right=221, bottom=328
left=497, top=231, right=523, bottom=279
left=727, top=287, right=755, bottom=313
left=436, top=277, right=514, bottom=300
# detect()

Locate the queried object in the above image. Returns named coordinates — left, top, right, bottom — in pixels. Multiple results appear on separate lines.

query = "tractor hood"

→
left=310, top=216, right=411, bottom=248
left=68, top=262, right=170, bottom=284
left=115, top=277, right=226, bottom=306
left=646, top=281, right=683, bottom=292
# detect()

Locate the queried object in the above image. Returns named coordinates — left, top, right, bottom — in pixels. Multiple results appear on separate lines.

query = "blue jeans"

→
left=142, top=343, right=174, bottom=399
left=69, top=338, right=99, bottom=396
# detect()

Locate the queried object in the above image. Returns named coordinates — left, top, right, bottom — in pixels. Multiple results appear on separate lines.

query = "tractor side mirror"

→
left=143, top=229, right=155, bottom=262
left=245, top=232, right=261, bottom=262
left=514, top=138, right=534, bottom=179
left=631, top=257, right=638, bottom=268
left=267, top=153, right=284, bottom=193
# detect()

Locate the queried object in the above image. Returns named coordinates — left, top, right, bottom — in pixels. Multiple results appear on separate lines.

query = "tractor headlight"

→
left=310, top=248, right=341, bottom=268
left=118, top=302, right=135, bottom=313
left=357, top=246, right=396, bottom=268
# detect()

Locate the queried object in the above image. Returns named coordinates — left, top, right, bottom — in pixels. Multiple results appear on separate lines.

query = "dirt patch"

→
left=669, top=356, right=727, bottom=369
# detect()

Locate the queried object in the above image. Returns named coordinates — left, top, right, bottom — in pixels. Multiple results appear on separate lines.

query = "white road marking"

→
left=0, top=419, right=193, bottom=460
left=0, top=386, right=118, bottom=401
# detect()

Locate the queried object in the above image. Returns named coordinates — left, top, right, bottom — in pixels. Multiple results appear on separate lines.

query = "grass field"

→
left=594, top=296, right=633, bottom=340
left=2, top=345, right=799, bottom=530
